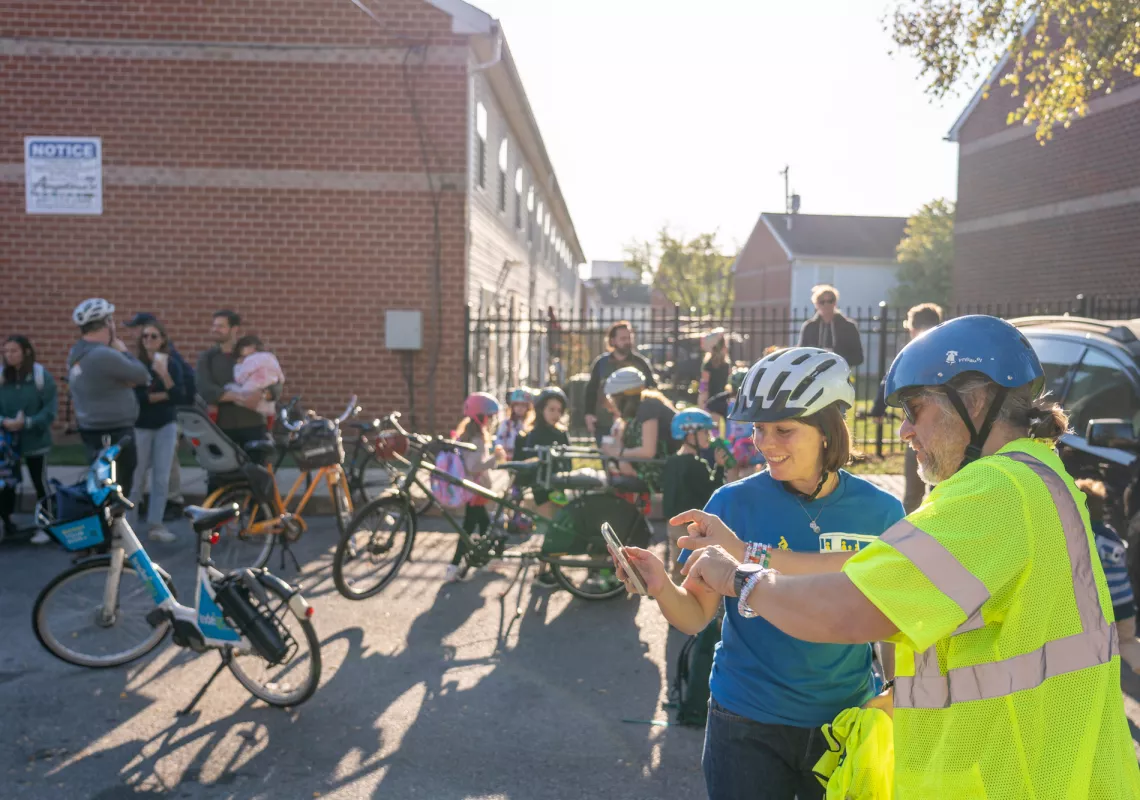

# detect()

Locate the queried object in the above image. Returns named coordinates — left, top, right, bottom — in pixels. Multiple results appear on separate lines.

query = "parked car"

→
left=1010, top=315, right=1140, bottom=532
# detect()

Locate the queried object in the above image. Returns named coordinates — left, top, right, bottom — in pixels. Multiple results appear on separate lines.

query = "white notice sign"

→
left=25, top=136, right=103, bottom=215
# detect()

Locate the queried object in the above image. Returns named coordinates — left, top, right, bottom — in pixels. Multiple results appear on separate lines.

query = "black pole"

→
left=463, top=304, right=471, bottom=399
left=876, top=300, right=889, bottom=459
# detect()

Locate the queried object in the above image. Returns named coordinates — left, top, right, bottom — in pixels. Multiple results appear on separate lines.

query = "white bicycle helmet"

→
left=604, top=366, right=647, bottom=396
left=73, top=298, right=115, bottom=327
left=729, top=347, right=854, bottom=423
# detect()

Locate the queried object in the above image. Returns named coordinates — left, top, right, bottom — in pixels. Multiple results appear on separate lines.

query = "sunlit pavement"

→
left=1, top=518, right=705, bottom=799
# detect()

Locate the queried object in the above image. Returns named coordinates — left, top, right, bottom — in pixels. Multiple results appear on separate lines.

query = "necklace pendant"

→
left=810, top=521, right=821, bottom=534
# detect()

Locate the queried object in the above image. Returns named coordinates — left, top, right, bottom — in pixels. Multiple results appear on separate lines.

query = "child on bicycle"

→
left=447, top=392, right=505, bottom=583
left=662, top=408, right=726, bottom=581
left=494, top=387, right=534, bottom=459
left=514, top=388, right=571, bottom=588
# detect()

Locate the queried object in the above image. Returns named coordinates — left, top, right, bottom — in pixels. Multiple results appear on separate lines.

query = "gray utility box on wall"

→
left=385, top=310, right=423, bottom=351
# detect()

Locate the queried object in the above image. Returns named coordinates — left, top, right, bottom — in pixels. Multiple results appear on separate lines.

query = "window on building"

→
left=514, top=168, right=523, bottom=229
left=498, top=138, right=508, bottom=212
left=475, top=103, right=488, bottom=190
left=526, top=186, right=535, bottom=241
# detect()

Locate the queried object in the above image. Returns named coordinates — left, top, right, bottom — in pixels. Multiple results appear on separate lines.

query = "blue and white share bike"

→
left=31, top=440, right=321, bottom=714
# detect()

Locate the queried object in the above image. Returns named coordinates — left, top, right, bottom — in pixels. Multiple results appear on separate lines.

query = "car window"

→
left=1064, top=347, right=1140, bottom=438
left=1025, top=335, right=1085, bottom=402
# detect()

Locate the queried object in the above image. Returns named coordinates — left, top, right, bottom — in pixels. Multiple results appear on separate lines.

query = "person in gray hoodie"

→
left=67, top=298, right=151, bottom=500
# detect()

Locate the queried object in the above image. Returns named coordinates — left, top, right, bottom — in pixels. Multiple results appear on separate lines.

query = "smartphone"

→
left=601, top=522, right=649, bottom=596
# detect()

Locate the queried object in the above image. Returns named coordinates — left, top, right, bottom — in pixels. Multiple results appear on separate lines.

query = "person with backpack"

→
left=663, top=408, right=727, bottom=581
left=444, top=393, right=505, bottom=583
left=515, top=387, right=572, bottom=588
left=68, top=299, right=150, bottom=501
left=0, top=335, right=58, bottom=543
left=125, top=312, right=194, bottom=519
left=615, top=348, right=903, bottom=800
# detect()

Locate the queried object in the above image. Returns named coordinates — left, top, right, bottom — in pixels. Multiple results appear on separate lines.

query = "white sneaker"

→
left=148, top=525, right=177, bottom=544
left=30, top=530, right=51, bottom=545
left=444, top=564, right=470, bottom=583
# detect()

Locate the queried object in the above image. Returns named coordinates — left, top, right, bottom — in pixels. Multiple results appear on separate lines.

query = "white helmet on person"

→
left=729, top=347, right=854, bottom=423
left=72, top=298, right=115, bottom=327
left=604, top=366, right=648, bottom=397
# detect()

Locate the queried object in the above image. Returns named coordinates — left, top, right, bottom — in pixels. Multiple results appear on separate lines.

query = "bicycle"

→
left=331, top=413, right=654, bottom=602
left=31, top=440, right=321, bottom=715
left=189, top=397, right=360, bottom=571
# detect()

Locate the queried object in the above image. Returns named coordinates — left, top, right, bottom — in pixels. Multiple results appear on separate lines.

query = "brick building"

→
left=950, top=68, right=1140, bottom=307
left=1, top=0, right=584, bottom=433
left=732, top=212, right=906, bottom=313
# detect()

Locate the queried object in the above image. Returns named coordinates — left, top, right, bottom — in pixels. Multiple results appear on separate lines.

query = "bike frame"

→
left=205, top=462, right=353, bottom=538
left=102, top=513, right=257, bottom=652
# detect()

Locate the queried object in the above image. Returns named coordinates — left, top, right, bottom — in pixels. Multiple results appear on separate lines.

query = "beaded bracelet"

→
left=745, top=541, right=771, bottom=567
left=738, top=568, right=774, bottom=619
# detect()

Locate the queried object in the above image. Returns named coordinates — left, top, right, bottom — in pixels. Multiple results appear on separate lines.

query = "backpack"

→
left=667, top=612, right=722, bottom=726
left=0, top=362, right=45, bottom=394
left=431, top=449, right=471, bottom=509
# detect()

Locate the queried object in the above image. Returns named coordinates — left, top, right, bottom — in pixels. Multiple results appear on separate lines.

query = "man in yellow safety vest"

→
left=674, top=315, right=1140, bottom=798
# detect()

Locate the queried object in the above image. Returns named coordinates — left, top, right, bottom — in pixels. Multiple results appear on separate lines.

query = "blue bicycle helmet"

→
left=671, top=408, right=717, bottom=440
left=884, top=315, right=1044, bottom=468
left=507, top=387, right=535, bottom=405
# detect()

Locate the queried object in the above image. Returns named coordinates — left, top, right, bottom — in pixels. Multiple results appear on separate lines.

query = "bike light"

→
left=305, top=606, right=315, bottom=618
left=209, top=532, right=221, bottom=545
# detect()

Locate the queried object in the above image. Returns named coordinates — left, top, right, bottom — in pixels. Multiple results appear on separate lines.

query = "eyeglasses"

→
left=817, top=298, right=836, bottom=306
left=900, top=394, right=926, bottom=425
left=142, top=333, right=162, bottom=340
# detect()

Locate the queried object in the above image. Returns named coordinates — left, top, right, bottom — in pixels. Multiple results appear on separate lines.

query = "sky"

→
left=471, top=0, right=969, bottom=276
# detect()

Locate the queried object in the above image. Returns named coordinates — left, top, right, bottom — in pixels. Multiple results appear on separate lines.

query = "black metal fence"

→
left=465, top=294, right=1140, bottom=455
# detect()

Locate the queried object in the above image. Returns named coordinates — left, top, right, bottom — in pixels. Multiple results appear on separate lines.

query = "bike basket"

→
left=42, top=482, right=107, bottom=551
left=542, top=493, right=651, bottom=556
left=292, top=419, right=344, bottom=471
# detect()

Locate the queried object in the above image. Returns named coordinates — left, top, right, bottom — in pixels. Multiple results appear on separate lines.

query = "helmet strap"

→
left=782, top=470, right=829, bottom=502
left=943, top=386, right=1008, bottom=470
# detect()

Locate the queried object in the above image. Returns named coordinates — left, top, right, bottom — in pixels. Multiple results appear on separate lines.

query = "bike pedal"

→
left=145, top=607, right=169, bottom=629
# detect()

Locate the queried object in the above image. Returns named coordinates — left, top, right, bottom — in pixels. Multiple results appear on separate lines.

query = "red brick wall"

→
left=954, top=77, right=1140, bottom=306
left=732, top=215, right=791, bottom=312
left=1, top=0, right=473, bottom=433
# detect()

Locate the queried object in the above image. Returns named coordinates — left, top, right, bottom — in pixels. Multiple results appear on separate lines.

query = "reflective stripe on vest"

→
left=892, top=451, right=1118, bottom=710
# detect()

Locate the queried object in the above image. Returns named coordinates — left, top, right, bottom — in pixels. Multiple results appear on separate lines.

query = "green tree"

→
left=889, top=1, right=1140, bottom=140
left=891, top=199, right=954, bottom=311
left=624, top=228, right=735, bottom=315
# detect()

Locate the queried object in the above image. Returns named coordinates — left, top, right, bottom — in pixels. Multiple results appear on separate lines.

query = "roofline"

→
left=946, top=15, right=1037, bottom=143
left=758, top=214, right=794, bottom=260
left=470, top=24, right=587, bottom=265
left=426, top=0, right=495, bottom=34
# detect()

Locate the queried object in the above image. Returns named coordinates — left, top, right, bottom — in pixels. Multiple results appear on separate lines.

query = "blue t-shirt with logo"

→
left=705, top=469, right=905, bottom=727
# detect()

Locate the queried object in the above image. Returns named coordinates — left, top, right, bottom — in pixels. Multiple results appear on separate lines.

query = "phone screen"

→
left=601, top=522, right=649, bottom=596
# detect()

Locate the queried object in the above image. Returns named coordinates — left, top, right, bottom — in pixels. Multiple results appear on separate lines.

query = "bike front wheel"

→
left=333, top=495, right=416, bottom=600
left=208, top=485, right=276, bottom=571
left=228, top=577, right=321, bottom=708
left=33, top=556, right=174, bottom=668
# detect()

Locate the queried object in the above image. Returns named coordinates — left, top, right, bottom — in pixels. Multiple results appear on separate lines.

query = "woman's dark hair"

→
left=703, top=347, right=727, bottom=369
left=2, top=335, right=35, bottom=384
left=798, top=402, right=857, bottom=473
left=135, top=320, right=170, bottom=362
left=234, top=335, right=264, bottom=354
left=529, top=394, right=566, bottom=433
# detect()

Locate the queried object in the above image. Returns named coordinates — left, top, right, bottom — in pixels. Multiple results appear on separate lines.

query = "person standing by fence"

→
left=798, top=285, right=863, bottom=368
left=583, top=320, right=656, bottom=445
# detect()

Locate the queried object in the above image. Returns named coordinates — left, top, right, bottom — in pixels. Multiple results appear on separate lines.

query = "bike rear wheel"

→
left=208, top=486, right=276, bottom=571
left=549, top=560, right=627, bottom=600
left=333, top=495, right=416, bottom=600
left=228, top=578, right=321, bottom=708
left=33, top=557, right=174, bottom=668
left=544, top=493, right=651, bottom=601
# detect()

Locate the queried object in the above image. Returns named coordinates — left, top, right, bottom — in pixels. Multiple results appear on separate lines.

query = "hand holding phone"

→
left=601, top=522, right=649, bottom=596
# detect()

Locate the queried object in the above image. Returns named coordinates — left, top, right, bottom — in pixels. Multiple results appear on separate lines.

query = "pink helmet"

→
left=463, top=392, right=501, bottom=423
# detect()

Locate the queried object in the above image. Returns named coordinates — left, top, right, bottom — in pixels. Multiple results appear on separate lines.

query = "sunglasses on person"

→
left=817, top=297, right=836, bottom=306
left=900, top=392, right=929, bottom=425
left=142, top=332, right=162, bottom=341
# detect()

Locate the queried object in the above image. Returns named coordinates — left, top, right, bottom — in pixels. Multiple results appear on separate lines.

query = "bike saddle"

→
left=184, top=503, right=240, bottom=533
left=242, top=439, right=277, bottom=461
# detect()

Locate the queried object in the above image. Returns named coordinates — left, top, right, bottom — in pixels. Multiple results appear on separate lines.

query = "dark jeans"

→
left=207, top=424, right=270, bottom=495
left=80, top=428, right=137, bottom=501
left=703, top=698, right=828, bottom=800
left=451, top=504, right=490, bottom=566
left=0, top=454, right=48, bottom=524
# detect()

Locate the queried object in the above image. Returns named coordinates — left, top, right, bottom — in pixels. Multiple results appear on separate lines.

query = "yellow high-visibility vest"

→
left=844, top=438, right=1140, bottom=799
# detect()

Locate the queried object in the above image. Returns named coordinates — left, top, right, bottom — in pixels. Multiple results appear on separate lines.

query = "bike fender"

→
left=253, top=569, right=312, bottom=622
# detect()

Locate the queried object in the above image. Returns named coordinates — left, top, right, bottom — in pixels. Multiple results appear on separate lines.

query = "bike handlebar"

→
left=279, top=395, right=359, bottom=432
left=381, top=411, right=475, bottom=453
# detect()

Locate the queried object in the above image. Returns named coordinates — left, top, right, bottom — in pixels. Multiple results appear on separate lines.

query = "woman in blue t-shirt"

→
left=620, top=348, right=904, bottom=800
